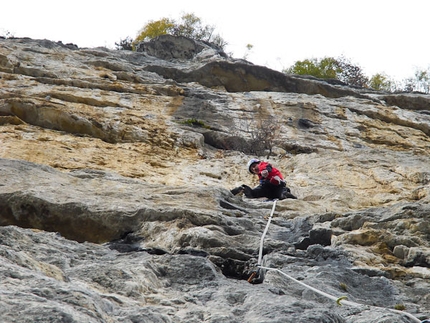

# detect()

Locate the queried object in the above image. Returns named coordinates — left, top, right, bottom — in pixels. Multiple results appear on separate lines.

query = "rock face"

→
left=0, top=35, right=429, bottom=323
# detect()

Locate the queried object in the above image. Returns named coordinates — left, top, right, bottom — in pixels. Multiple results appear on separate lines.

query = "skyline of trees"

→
left=284, top=56, right=429, bottom=93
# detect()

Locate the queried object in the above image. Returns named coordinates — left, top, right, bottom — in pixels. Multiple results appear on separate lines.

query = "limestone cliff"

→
left=0, top=35, right=429, bottom=323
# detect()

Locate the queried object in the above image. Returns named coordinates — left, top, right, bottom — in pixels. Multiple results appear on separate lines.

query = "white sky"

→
left=1, top=0, right=429, bottom=81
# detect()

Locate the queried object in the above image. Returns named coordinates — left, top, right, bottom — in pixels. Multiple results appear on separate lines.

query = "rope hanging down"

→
left=247, top=199, right=278, bottom=284
left=257, top=199, right=277, bottom=266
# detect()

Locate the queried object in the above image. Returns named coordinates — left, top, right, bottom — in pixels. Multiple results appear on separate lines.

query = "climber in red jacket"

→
left=231, top=158, right=297, bottom=200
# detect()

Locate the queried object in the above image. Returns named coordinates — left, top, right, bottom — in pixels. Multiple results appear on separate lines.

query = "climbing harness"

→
left=247, top=199, right=426, bottom=323
left=247, top=199, right=277, bottom=284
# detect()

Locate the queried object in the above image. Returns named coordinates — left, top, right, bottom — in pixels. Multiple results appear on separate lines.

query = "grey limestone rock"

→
left=0, top=36, right=429, bottom=323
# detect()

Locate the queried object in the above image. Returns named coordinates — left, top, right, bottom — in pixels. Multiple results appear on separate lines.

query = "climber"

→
left=231, top=158, right=297, bottom=200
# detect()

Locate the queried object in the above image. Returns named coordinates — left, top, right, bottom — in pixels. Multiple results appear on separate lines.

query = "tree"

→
left=115, top=36, right=133, bottom=50
left=210, top=34, right=228, bottom=51
left=243, top=44, right=254, bottom=60
left=131, top=13, right=227, bottom=50
left=284, top=57, right=340, bottom=79
left=171, top=13, right=211, bottom=40
left=253, top=114, right=280, bottom=159
left=285, top=56, right=368, bottom=87
left=392, top=68, right=430, bottom=93
left=0, top=30, right=14, bottom=38
left=335, top=56, right=368, bottom=87
left=414, top=69, right=429, bottom=93
left=285, top=55, right=429, bottom=93
left=368, top=73, right=393, bottom=91
left=132, top=18, right=175, bottom=49
left=233, top=111, right=281, bottom=158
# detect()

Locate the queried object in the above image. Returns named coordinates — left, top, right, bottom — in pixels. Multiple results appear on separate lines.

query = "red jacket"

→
left=256, top=161, right=284, bottom=185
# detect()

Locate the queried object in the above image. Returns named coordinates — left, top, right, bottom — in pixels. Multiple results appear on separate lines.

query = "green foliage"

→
left=171, top=13, right=209, bottom=40
left=181, top=118, right=210, bottom=128
left=368, top=73, right=393, bottom=91
left=285, top=57, right=340, bottom=79
left=131, top=13, right=227, bottom=50
left=286, top=55, right=429, bottom=93
left=285, top=56, right=368, bottom=87
left=394, top=304, right=406, bottom=311
left=132, top=18, right=175, bottom=49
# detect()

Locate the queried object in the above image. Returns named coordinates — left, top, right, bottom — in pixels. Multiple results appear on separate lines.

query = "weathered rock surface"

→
left=0, top=36, right=429, bottom=322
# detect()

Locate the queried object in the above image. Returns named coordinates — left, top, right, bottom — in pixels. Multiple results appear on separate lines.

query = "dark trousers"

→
left=243, top=182, right=285, bottom=200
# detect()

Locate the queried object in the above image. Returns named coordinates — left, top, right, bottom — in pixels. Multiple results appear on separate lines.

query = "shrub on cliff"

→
left=133, top=17, right=175, bottom=46
left=368, top=73, right=393, bottom=91
left=285, top=56, right=368, bottom=87
left=115, top=36, right=133, bottom=50
left=128, top=13, right=227, bottom=51
left=285, top=57, right=340, bottom=80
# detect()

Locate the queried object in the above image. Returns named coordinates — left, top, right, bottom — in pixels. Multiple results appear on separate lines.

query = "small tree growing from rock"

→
left=115, top=36, right=133, bottom=50
left=234, top=111, right=281, bottom=158
left=0, top=29, right=14, bottom=39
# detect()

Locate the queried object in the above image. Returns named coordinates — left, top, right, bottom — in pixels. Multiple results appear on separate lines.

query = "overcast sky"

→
left=2, top=0, right=429, bottom=81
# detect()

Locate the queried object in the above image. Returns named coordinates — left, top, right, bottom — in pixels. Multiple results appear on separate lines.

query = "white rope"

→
left=259, top=266, right=421, bottom=323
left=254, top=199, right=423, bottom=323
left=257, top=199, right=277, bottom=265
left=259, top=266, right=360, bottom=306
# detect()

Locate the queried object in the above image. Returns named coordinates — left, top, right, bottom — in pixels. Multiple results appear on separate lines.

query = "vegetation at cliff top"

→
left=115, top=13, right=227, bottom=51
left=113, top=12, right=429, bottom=94
left=285, top=56, right=429, bottom=93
